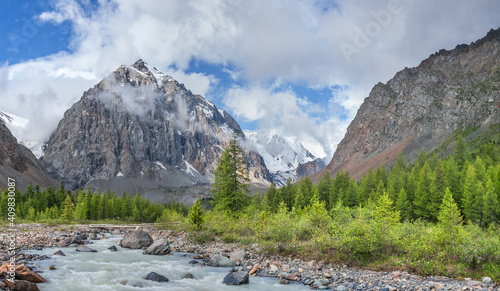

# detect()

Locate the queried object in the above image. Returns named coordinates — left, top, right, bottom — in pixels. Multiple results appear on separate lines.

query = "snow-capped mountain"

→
left=245, top=130, right=326, bottom=186
left=41, top=60, right=271, bottom=197
left=0, top=111, right=46, bottom=159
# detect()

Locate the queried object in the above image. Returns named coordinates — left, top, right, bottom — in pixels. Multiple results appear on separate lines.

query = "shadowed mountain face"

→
left=0, top=114, right=57, bottom=190
left=41, top=60, right=270, bottom=197
left=322, top=28, right=500, bottom=180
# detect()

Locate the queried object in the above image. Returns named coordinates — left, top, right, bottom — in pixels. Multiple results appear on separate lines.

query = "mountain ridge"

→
left=319, top=28, right=500, bottom=180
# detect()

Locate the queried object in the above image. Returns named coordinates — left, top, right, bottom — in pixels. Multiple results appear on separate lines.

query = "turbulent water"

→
left=25, top=236, right=308, bottom=291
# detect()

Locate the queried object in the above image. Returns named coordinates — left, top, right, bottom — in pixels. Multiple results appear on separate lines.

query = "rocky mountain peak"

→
left=42, top=61, right=270, bottom=198
left=321, top=28, right=500, bottom=180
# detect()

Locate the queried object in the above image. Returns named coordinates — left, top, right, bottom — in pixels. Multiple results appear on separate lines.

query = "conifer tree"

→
left=483, top=179, right=499, bottom=226
left=429, top=160, right=447, bottom=221
left=438, top=188, right=463, bottom=248
left=454, top=135, right=468, bottom=171
left=74, top=190, right=88, bottom=220
left=462, top=165, right=478, bottom=222
left=396, top=188, right=410, bottom=222
left=317, top=172, right=332, bottom=208
left=189, top=198, right=205, bottom=230
left=374, top=193, right=400, bottom=234
left=62, top=195, right=74, bottom=220
left=294, top=186, right=306, bottom=210
left=413, top=162, right=432, bottom=220
left=360, top=169, right=376, bottom=205
left=212, top=133, right=250, bottom=213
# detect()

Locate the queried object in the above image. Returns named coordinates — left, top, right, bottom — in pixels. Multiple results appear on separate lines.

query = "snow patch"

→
left=154, top=161, right=167, bottom=170
left=116, top=172, right=124, bottom=177
left=183, top=160, right=200, bottom=176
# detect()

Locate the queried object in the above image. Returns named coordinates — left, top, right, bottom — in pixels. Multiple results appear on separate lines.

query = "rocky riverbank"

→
left=0, top=224, right=498, bottom=291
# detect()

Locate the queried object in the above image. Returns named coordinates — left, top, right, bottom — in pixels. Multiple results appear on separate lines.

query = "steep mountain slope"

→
left=41, top=60, right=270, bottom=197
left=0, top=112, right=57, bottom=190
left=246, top=130, right=325, bottom=186
left=323, top=28, right=500, bottom=180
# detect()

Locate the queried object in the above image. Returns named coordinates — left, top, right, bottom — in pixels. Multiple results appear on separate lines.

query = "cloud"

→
left=223, top=83, right=350, bottom=158
left=0, top=0, right=499, bottom=160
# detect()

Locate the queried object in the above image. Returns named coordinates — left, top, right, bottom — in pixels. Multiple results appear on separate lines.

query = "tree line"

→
left=0, top=182, right=187, bottom=223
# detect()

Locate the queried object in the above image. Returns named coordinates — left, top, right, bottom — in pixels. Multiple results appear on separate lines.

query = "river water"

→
left=25, top=235, right=308, bottom=291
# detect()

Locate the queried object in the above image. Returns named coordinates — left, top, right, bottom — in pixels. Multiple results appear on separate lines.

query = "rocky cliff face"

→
left=324, top=28, right=500, bottom=179
left=0, top=113, right=57, bottom=190
left=42, top=60, right=270, bottom=195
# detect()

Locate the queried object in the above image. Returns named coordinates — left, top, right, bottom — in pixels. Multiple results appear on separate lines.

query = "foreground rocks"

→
left=145, top=272, right=169, bottom=282
left=143, top=239, right=171, bottom=255
left=223, top=269, right=249, bottom=285
left=1, top=224, right=499, bottom=291
left=119, top=229, right=154, bottom=249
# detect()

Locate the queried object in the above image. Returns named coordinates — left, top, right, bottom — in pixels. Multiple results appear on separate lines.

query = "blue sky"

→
left=1, top=0, right=500, bottom=159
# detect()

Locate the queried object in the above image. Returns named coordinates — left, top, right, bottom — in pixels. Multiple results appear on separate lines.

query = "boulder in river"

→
left=108, top=245, right=118, bottom=252
left=57, top=236, right=84, bottom=247
left=119, top=229, right=153, bottom=249
left=143, top=239, right=171, bottom=255
left=76, top=245, right=98, bottom=253
left=0, top=263, right=47, bottom=283
left=53, top=250, right=66, bottom=256
left=208, top=254, right=236, bottom=267
left=6, top=279, right=40, bottom=291
left=145, top=272, right=169, bottom=282
left=223, top=270, right=249, bottom=285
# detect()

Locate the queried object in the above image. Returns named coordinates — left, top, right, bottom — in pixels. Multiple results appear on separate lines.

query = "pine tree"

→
left=61, top=195, right=74, bottom=220
left=360, top=169, right=377, bottom=205
left=483, top=179, right=499, bottom=226
left=429, top=160, right=447, bottom=222
left=294, top=186, right=306, bottom=211
left=212, top=133, right=250, bottom=213
left=343, top=179, right=359, bottom=208
left=454, top=135, right=468, bottom=171
left=462, top=165, right=478, bottom=222
left=395, top=188, right=410, bottom=222
left=438, top=188, right=463, bottom=248
left=74, top=190, right=88, bottom=220
left=413, top=162, right=432, bottom=221
left=189, top=198, right=205, bottom=230
left=374, top=192, right=400, bottom=234
left=317, top=172, right=332, bottom=208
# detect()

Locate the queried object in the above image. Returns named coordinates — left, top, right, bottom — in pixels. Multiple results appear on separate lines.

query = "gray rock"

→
left=207, top=254, right=236, bottom=267
left=145, top=272, right=169, bottom=282
left=467, top=280, right=483, bottom=288
left=482, top=277, right=492, bottom=284
left=143, top=239, right=171, bottom=255
left=188, top=260, right=199, bottom=265
left=230, top=250, right=247, bottom=262
left=223, top=270, right=249, bottom=285
left=336, top=285, right=347, bottom=291
left=76, top=245, right=97, bottom=252
left=53, top=250, right=66, bottom=256
left=182, top=273, right=195, bottom=279
left=119, top=229, right=153, bottom=249
left=57, top=236, right=84, bottom=247
left=108, top=245, right=118, bottom=252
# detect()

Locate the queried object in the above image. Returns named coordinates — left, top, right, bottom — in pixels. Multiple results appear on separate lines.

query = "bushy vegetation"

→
left=180, top=135, right=500, bottom=281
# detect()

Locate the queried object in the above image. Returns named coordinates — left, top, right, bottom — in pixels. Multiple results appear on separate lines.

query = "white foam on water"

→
left=25, top=235, right=308, bottom=291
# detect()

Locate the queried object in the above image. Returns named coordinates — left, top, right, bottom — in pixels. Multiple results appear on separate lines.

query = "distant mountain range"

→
left=245, top=130, right=326, bottom=186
